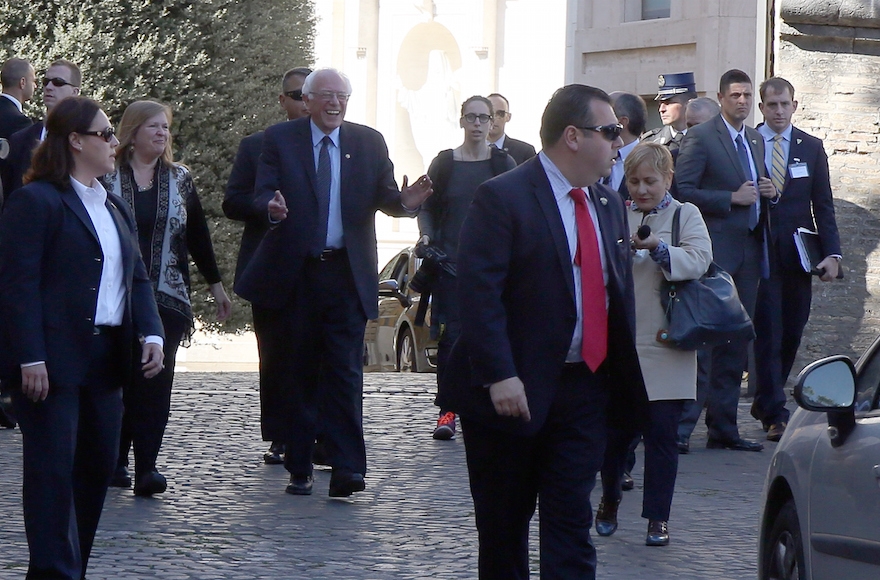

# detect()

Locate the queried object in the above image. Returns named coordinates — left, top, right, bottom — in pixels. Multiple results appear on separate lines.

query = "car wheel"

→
left=763, top=500, right=805, bottom=580
left=397, top=326, right=416, bottom=372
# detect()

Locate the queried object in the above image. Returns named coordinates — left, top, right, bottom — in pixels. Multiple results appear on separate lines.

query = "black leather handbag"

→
left=657, top=206, right=755, bottom=350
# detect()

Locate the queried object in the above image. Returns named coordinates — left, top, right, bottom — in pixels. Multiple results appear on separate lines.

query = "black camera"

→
left=409, top=242, right=456, bottom=294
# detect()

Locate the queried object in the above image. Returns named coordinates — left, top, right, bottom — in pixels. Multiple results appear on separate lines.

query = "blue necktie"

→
left=735, top=135, right=759, bottom=231
left=314, top=135, right=332, bottom=254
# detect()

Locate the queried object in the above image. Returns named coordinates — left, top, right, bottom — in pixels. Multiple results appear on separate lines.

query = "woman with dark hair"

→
left=0, top=96, right=164, bottom=579
left=103, top=100, right=231, bottom=496
left=418, top=95, right=516, bottom=439
left=594, top=142, right=712, bottom=546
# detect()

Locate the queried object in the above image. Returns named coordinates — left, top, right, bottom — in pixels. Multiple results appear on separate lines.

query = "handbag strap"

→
left=670, top=205, right=682, bottom=247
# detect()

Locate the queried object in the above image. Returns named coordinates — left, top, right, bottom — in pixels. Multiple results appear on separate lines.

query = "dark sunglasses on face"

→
left=462, top=113, right=492, bottom=124
left=284, top=89, right=303, bottom=101
left=79, top=127, right=116, bottom=142
left=580, top=123, right=624, bottom=141
left=43, top=77, right=77, bottom=88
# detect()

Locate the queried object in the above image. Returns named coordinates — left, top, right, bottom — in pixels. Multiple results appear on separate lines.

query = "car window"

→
left=855, top=340, right=880, bottom=412
left=379, top=254, right=404, bottom=281
left=391, top=254, right=409, bottom=283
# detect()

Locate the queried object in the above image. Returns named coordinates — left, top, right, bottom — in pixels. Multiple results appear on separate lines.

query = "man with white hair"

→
left=235, top=68, right=433, bottom=498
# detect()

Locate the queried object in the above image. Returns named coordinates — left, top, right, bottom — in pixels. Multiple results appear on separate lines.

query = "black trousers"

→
left=13, top=327, right=125, bottom=580
left=118, top=308, right=187, bottom=479
left=753, top=257, right=811, bottom=426
left=462, top=364, right=608, bottom=580
left=602, top=399, right=686, bottom=521
left=282, top=253, right=368, bottom=478
left=432, top=272, right=460, bottom=412
left=252, top=303, right=289, bottom=443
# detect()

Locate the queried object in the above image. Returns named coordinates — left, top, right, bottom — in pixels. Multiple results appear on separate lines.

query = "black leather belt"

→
left=313, top=248, right=347, bottom=262
left=93, top=325, right=119, bottom=336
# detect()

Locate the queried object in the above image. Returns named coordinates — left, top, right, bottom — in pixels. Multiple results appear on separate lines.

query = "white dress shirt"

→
left=538, top=152, right=609, bottom=363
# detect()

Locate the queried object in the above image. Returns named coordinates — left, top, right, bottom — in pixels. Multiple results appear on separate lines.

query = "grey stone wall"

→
left=777, top=1, right=880, bottom=371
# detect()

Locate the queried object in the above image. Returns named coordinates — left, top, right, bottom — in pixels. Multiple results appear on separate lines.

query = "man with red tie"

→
left=438, top=84, right=649, bottom=579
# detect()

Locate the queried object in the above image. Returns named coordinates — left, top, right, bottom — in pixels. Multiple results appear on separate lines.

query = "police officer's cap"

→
left=655, top=72, right=696, bottom=101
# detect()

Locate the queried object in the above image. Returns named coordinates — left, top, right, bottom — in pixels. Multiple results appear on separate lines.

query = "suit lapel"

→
left=746, top=126, right=766, bottom=179
left=714, top=117, right=744, bottom=182
left=339, top=123, right=352, bottom=209
left=531, top=161, right=577, bottom=305
left=290, top=120, right=319, bottom=200
left=60, top=187, right=100, bottom=243
left=786, top=127, right=806, bottom=191
left=588, top=185, right=624, bottom=290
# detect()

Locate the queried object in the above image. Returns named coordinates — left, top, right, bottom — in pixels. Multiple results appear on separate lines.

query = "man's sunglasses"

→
left=283, top=89, right=303, bottom=101
left=43, top=77, right=78, bottom=88
left=579, top=123, right=624, bottom=141
left=79, top=127, right=116, bottom=142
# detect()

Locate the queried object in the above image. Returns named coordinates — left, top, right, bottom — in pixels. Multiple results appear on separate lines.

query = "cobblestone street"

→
left=0, top=372, right=773, bottom=579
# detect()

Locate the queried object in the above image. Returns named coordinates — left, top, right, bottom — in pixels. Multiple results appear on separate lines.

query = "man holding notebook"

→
left=752, top=76, right=841, bottom=442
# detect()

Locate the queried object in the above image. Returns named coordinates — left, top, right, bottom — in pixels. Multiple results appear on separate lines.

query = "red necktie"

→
left=569, top=188, right=608, bottom=372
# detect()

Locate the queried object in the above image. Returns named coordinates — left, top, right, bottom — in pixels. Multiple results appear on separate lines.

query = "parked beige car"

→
left=363, top=247, right=437, bottom=373
left=759, top=336, right=880, bottom=580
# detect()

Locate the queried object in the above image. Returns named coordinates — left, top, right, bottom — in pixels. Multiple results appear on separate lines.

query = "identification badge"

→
left=789, top=162, right=809, bottom=179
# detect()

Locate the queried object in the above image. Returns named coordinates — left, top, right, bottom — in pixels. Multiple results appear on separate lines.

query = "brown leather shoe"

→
left=766, top=422, right=787, bottom=442
left=595, top=497, right=620, bottom=536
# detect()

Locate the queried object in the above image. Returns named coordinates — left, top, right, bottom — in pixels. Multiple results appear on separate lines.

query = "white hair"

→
left=302, top=68, right=353, bottom=96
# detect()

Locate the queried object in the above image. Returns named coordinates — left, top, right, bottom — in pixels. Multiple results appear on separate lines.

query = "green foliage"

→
left=0, top=0, right=315, bottom=331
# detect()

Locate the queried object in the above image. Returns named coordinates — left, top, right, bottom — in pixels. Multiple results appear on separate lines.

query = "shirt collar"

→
left=721, top=115, right=747, bottom=142
left=70, top=176, right=108, bottom=206
left=757, top=122, right=793, bottom=143
left=491, top=134, right=506, bottom=149
left=1, top=93, right=23, bottom=112
left=310, top=121, right=340, bottom=149
left=629, top=192, right=673, bottom=214
left=538, top=151, right=576, bottom=204
left=618, top=139, right=638, bottom=161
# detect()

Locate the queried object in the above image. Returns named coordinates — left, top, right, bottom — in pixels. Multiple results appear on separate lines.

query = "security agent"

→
left=642, top=72, right=698, bottom=153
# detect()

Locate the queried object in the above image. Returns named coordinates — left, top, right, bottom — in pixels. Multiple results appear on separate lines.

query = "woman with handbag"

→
left=594, top=142, right=712, bottom=546
left=417, top=95, right=515, bottom=440
left=103, top=100, right=231, bottom=496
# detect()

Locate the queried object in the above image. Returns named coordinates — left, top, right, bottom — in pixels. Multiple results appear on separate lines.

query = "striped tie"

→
left=771, top=134, right=786, bottom=194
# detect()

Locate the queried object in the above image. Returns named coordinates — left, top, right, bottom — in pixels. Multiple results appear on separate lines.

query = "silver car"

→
left=759, top=336, right=880, bottom=579
left=363, top=247, right=437, bottom=373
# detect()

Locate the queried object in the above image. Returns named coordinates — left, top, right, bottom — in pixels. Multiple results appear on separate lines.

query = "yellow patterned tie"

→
left=771, top=134, right=786, bottom=194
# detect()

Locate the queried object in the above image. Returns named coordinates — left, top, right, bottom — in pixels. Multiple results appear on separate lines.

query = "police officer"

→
left=641, top=72, right=697, bottom=153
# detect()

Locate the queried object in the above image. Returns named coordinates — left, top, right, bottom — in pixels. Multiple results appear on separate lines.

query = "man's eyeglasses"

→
left=462, top=113, right=492, bottom=124
left=283, top=89, right=303, bottom=101
left=579, top=123, right=624, bottom=141
left=493, top=110, right=508, bottom=118
left=310, top=91, right=350, bottom=102
left=79, top=127, right=116, bottom=142
left=43, top=77, right=77, bottom=88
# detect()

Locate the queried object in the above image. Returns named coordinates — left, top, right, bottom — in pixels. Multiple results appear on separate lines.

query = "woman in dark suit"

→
left=103, top=100, right=231, bottom=496
left=0, top=96, right=164, bottom=580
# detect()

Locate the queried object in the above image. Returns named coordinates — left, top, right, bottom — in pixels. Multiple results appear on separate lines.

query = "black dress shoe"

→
left=594, top=497, right=620, bottom=536
left=134, top=471, right=167, bottom=497
left=0, top=406, right=16, bottom=429
left=263, top=442, right=284, bottom=465
left=750, top=401, right=771, bottom=432
left=706, top=437, right=763, bottom=452
left=676, top=436, right=690, bottom=455
left=621, top=471, right=634, bottom=491
left=109, top=465, right=132, bottom=488
left=329, top=472, right=365, bottom=497
left=646, top=520, right=669, bottom=546
left=285, top=474, right=314, bottom=495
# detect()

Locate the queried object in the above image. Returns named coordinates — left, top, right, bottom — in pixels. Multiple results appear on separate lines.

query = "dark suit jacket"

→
left=436, top=157, right=649, bottom=436
left=674, top=114, right=768, bottom=273
left=0, top=180, right=163, bottom=389
left=2, top=121, right=41, bottom=197
left=235, top=118, right=413, bottom=319
left=0, top=96, right=31, bottom=139
left=223, top=130, right=266, bottom=284
left=499, top=134, right=537, bottom=166
left=764, top=125, right=841, bottom=271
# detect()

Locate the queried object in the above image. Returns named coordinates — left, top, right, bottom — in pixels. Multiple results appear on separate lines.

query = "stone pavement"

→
left=0, top=372, right=776, bottom=579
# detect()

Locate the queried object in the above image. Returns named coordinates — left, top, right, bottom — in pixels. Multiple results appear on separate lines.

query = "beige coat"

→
left=628, top=200, right=713, bottom=401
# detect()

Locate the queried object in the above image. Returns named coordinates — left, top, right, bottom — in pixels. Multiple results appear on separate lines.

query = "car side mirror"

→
left=794, top=355, right=857, bottom=447
left=378, top=279, right=411, bottom=308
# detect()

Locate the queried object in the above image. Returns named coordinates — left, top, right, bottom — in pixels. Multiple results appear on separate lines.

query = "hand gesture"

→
left=268, top=190, right=288, bottom=222
left=489, top=376, right=531, bottom=421
left=400, top=174, right=433, bottom=210
left=731, top=181, right=758, bottom=206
